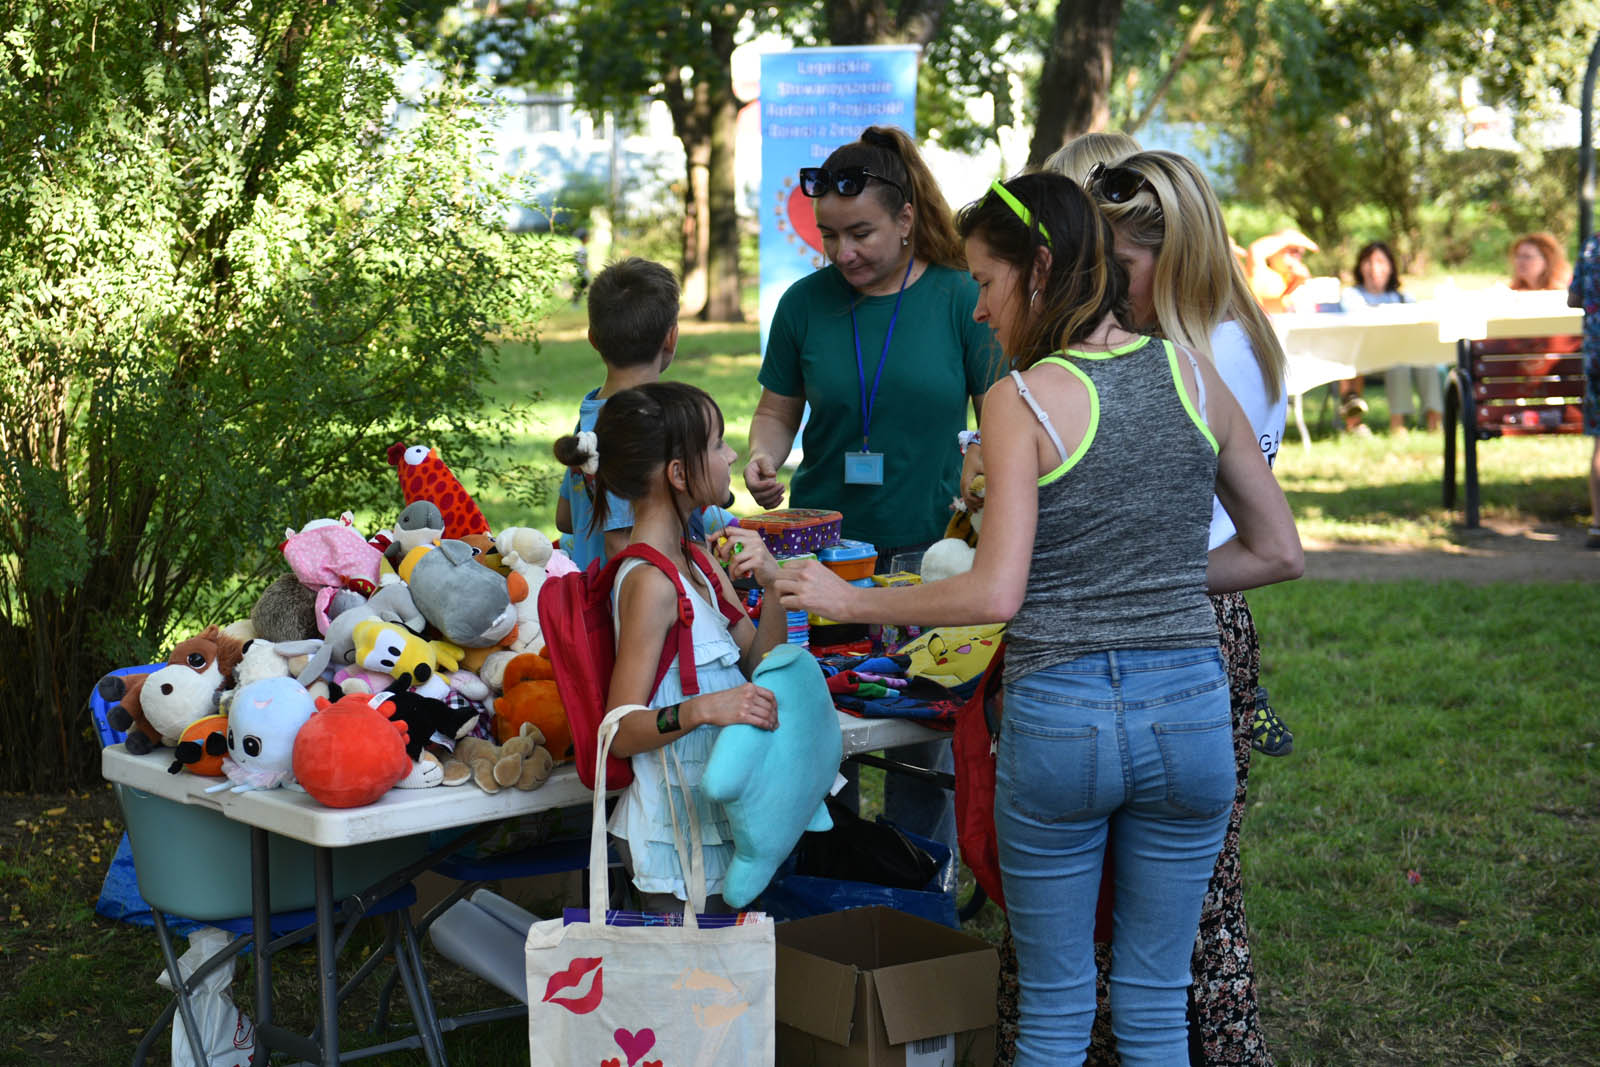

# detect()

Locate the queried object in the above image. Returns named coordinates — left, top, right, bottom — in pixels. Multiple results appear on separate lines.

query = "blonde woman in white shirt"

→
left=1062, top=144, right=1288, bottom=1067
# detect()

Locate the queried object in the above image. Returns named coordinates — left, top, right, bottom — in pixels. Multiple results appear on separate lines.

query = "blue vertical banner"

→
left=758, top=45, right=919, bottom=355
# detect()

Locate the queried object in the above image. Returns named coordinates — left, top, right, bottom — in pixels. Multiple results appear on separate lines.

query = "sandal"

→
left=1250, top=685, right=1294, bottom=756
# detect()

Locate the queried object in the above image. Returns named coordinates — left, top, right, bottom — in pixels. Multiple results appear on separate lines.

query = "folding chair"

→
left=374, top=820, right=628, bottom=1039
left=92, top=666, right=444, bottom=1066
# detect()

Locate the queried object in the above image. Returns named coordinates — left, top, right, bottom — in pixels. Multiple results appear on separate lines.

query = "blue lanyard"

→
left=850, top=255, right=914, bottom=451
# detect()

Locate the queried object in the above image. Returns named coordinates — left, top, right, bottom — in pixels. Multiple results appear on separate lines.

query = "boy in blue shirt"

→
left=557, top=258, right=682, bottom=569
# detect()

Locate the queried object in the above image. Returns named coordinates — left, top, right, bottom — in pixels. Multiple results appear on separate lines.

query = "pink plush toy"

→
left=281, top=513, right=383, bottom=634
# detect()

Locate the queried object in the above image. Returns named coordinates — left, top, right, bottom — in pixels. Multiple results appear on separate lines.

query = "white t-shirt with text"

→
left=1209, top=320, right=1287, bottom=550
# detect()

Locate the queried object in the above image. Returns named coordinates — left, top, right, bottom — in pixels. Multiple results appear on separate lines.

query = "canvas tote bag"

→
left=525, top=705, right=776, bottom=1067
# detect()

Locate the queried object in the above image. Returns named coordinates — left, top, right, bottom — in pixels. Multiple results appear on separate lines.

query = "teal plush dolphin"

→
left=701, top=643, right=842, bottom=908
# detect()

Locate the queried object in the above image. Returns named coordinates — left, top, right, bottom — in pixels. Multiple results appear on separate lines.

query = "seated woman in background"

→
left=1341, top=240, right=1442, bottom=433
left=1508, top=231, right=1571, bottom=292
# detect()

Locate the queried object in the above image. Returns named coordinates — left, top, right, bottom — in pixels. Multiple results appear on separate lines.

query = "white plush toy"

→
left=207, top=677, right=318, bottom=793
left=476, top=527, right=557, bottom=693
left=231, top=637, right=328, bottom=699
left=919, top=538, right=977, bottom=584
left=494, top=526, right=554, bottom=569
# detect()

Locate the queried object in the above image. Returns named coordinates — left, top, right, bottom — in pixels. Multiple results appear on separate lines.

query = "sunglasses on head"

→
left=798, top=165, right=909, bottom=203
left=1087, top=162, right=1154, bottom=205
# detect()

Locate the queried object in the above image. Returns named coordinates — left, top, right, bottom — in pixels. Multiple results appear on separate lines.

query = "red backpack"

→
left=536, top=542, right=747, bottom=790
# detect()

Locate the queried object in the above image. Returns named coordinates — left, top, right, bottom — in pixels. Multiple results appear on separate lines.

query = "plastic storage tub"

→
left=116, top=784, right=429, bottom=920
left=817, top=539, right=878, bottom=581
left=741, top=509, right=843, bottom=556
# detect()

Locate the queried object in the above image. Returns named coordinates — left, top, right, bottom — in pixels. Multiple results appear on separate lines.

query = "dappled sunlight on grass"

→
left=1275, top=416, right=1591, bottom=549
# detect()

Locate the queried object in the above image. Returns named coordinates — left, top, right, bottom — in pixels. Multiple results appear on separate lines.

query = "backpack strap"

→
left=610, top=542, right=704, bottom=697
left=686, top=542, right=749, bottom=628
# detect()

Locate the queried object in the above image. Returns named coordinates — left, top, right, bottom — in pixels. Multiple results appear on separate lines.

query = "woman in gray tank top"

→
left=774, top=173, right=1302, bottom=1066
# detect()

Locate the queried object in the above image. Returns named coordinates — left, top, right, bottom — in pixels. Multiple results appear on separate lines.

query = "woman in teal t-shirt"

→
left=744, top=125, right=1000, bottom=557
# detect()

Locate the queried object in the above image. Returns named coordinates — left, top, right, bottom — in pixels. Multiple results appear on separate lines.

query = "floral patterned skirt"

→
left=994, top=592, right=1274, bottom=1066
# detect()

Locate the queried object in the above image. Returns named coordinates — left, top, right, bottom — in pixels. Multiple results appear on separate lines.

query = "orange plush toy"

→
left=293, top=691, right=414, bottom=808
left=494, top=652, right=573, bottom=763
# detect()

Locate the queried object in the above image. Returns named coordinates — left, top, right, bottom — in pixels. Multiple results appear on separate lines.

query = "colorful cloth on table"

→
left=813, top=649, right=975, bottom=730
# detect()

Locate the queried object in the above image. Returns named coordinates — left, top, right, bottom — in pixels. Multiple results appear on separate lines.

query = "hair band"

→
left=991, top=180, right=1050, bottom=246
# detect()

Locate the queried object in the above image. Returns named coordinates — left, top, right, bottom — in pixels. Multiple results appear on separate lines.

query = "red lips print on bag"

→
left=542, top=956, right=603, bottom=1015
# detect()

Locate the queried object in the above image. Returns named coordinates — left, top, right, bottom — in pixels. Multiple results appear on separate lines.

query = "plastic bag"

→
left=795, top=794, right=939, bottom=889
left=156, top=925, right=257, bottom=1067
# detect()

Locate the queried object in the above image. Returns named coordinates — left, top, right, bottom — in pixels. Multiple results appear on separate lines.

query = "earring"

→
left=901, top=235, right=909, bottom=247
left=1029, top=288, right=1039, bottom=307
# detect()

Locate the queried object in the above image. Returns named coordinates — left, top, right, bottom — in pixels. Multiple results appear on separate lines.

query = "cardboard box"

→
left=775, top=906, right=998, bottom=1067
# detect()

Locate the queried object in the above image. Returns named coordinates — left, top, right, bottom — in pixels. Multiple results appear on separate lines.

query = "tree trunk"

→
left=664, top=67, right=712, bottom=318
left=825, top=0, right=947, bottom=45
left=702, top=17, right=743, bottom=322
left=1027, top=0, right=1125, bottom=168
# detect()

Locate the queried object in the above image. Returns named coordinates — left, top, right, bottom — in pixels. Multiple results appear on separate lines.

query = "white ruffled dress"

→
left=607, top=557, right=745, bottom=900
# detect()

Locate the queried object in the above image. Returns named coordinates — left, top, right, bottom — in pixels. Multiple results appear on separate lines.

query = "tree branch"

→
left=1126, top=0, right=1214, bottom=135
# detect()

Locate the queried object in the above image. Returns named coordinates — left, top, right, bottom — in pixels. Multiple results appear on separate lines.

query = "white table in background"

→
left=1274, top=290, right=1581, bottom=446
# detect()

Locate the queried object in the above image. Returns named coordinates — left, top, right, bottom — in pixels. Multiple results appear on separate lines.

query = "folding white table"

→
left=101, top=711, right=944, bottom=1065
left=1275, top=290, right=1581, bottom=446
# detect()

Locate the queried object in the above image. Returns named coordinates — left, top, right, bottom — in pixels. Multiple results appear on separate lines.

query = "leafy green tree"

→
left=455, top=0, right=777, bottom=321
left=0, top=1, right=560, bottom=789
left=1124, top=0, right=1599, bottom=260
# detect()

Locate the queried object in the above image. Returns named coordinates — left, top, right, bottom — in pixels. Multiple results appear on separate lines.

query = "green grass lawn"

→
left=4, top=320, right=1597, bottom=1066
left=1271, top=381, right=1591, bottom=549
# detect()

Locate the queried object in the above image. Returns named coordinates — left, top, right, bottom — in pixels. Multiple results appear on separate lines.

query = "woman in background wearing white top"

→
left=1341, top=240, right=1441, bottom=434
left=1049, top=143, right=1291, bottom=1067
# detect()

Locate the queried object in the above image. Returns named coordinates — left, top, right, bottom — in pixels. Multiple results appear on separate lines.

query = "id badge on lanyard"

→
left=845, top=256, right=912, bottom=488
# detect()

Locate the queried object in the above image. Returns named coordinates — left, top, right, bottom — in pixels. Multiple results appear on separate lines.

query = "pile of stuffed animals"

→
left=98, top=443, right=576, bottom=809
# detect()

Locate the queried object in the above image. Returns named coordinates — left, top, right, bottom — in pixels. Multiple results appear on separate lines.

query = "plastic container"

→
left=116, top=784, right=429, bottom=920
left=742, top=509, right=843, bottom=556
left=816, top=539, right=878, bottom=581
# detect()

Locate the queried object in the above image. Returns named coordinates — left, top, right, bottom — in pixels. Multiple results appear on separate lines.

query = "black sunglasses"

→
left=1088, top=162, right=1154, bottom=205
left=798, top=165, right=909, bottom=203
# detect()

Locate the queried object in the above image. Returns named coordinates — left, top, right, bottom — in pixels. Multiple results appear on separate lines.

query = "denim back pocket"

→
left=1152, top=716, right=1235, bottom=818
left=999, top=715, right=1100, bottom=824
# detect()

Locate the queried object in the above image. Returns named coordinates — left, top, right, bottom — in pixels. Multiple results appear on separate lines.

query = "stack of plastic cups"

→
left=785, top=609, right=810, bottom=648
left=773, top=551, right=817, bottom=647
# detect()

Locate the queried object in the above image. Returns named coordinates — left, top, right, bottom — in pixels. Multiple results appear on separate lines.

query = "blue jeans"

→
left=996, top=647, right=1234, bottom=1066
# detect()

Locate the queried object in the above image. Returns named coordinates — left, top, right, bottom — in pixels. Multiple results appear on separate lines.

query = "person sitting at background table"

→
left=1341, top=240, right=1442, bottom=434
left=1508, top=231, right=1571, bottom=292
left=1250, top=228, right=1370, bottom=434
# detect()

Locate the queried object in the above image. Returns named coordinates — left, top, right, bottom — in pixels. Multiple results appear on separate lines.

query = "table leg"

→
left=315, top=846, right=340, bottom=1067
left=1292, top=390, right=1310, bottom=449
left=251, top=827, right=273, bottom=1042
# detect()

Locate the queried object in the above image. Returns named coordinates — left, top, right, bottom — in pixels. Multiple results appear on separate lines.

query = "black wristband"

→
left=655, top=703, right=681, bottom=734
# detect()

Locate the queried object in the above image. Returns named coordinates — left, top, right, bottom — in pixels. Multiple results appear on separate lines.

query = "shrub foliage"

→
left=0, top=2, right=560, bottom=788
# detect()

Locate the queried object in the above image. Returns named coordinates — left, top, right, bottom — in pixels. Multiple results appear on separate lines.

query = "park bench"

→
left=1443, top=333, right=1587, bottom=528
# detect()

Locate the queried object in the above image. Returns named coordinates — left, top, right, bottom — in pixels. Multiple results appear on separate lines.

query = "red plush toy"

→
left=387, top=442, right=490, bottom=542
left=293, top=691, right=414, bottom=808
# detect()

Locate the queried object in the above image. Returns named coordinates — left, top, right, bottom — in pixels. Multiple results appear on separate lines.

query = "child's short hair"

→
left=587, top=258, right=680, bottom=368
left=553, top=381, right=723, bottom=533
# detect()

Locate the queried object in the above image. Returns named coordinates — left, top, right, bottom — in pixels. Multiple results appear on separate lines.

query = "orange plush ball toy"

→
left=293, top=691, right=414, bottom=808
left=494, top=652, right=572, bottom=763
